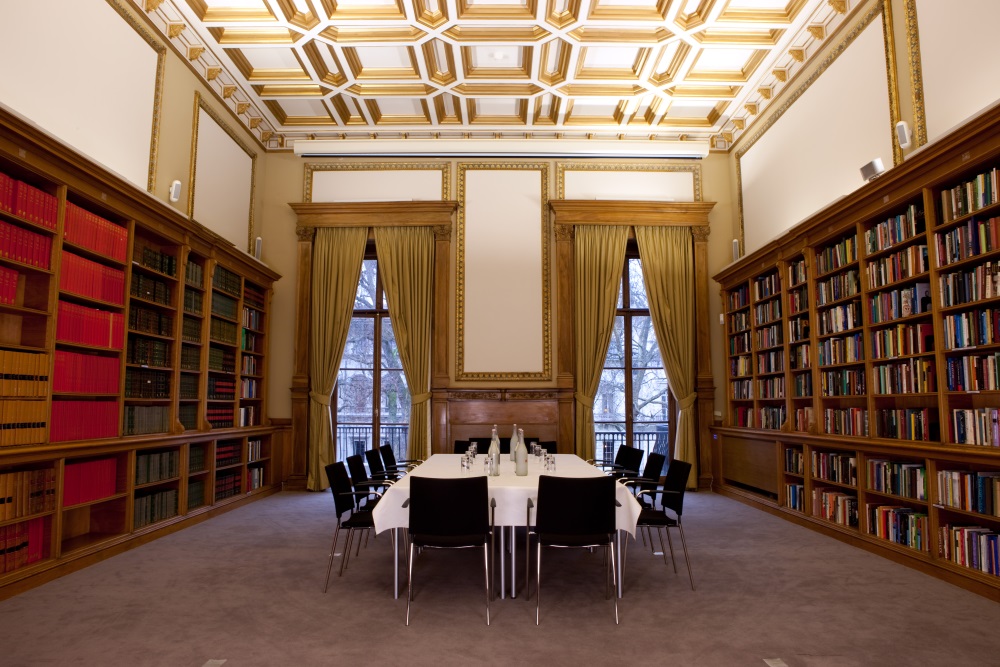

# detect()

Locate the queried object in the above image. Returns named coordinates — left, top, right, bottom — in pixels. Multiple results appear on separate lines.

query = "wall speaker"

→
left=732, top=239, right=740, bottom=262
left=168, top=180, right=182, bottom=202
left=254, top=236, right=262, bottom=260
left=860, top=158, right=885, bottom=183
left=895, top=120, right=912, bottom=150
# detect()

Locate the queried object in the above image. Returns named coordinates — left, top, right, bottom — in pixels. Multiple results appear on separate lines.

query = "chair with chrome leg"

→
left=628, top=458, right=695, bottom=590
left=588, top=445, right=643, bottom=479
left=366, top=448, right=406, bottom=483
left=380, top=445, right=421, bottom=473
left=404, top=475, right=496, bottom=625
left=323, top=461, right=380, bottom=591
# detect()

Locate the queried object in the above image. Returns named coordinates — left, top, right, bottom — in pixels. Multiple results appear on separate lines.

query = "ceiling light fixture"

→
left=292, top=137, right=711, bottom=159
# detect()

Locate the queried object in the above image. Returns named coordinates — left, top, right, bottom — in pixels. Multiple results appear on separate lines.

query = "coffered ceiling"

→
left=136, top=0, right=857, bottom=152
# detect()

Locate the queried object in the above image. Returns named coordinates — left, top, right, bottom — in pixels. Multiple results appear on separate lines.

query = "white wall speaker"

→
left=254, top=236, right=262, bottom=260
left=168, top=180, right=182, bottom=202
left=895, top=120, right=912, bottom=150
left=860, top=157, right=885, bottom=183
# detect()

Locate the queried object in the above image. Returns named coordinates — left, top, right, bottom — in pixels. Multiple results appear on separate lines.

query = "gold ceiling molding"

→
left=365, top=99, right=432, bottom=125
left=187, top=45, right=204, bottom=60
left=545, top=0, right=581, bottom=28
left=807, top=24, right=827, bottom=40
left=567, top=27, right=674, bottom=43
left=320, top=26, right=427, bottom=43
left=587, top=0, right=670, bottom=22
left=167, top=22, right=185, bottom=38
left=255, top=84, right=329, bottom=96
left=789, top=47, right=806, bottom=62
left=692, top=29, right=785, bottom=46
left=188, top=2, right=276, bottom=22
left=462, top=46, right=533, bottom=80
left=322, top=0, right=408, bottom=20
left=208, top=27, right=301, bottom=45
left=444, top=26, right=550, bottom=42
left=457, top=0, right=538, bottom=19
left=301, top=41, right=348, bottom=87
left=206, top=66, right=221, bottom=80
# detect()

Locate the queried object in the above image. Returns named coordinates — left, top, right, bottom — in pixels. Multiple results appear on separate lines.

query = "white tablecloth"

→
left=371, top=453, right=641, bottom=536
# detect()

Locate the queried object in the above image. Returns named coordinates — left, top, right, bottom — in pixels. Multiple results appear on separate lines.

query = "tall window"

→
left=335, top=249, right=410, bottom=462
left=594, top=251, right=672, bottom=468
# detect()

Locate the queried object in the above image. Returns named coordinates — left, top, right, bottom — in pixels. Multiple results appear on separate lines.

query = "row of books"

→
left=823, top=408, right=868, bottom=437
left=818, top=302, right=861, bottom=335
left=937, top=469, right=1000, bottom=516
left=179, top=374, right=198, bottom=399
left=756, top=350, right=783, bottom=375
left=212, top=265, right=241, bottom=297
left=870, top=322, right=933, bottom=359
left=242, top=306, right=263, bottom=330
left=182, top=316, right=201, bottom=342
left=208, top=346, right=235, bottom=373
left=0, top=173, right=57, bottom=230
left=788, top=259, right=807, bottom=285
left=243, top=286, right=265, bottom=310
left=812, top=450, right=857, bottom=485
left=64, top=202, right=127, bottom=262
left=728, top=284, right=750, bottom=311
left=209, top=318, right=238, bottom=345
left=753, top=299, right=781, bottom=325
left=241, top=330, right=262, bottom=353
left=787, top=287, right=808, bottom=315
left=129, top=305, right=174, bottom=338
left=951, top=408, right=1000, bottom=447
left=0, top=518, right=46, bottom=574
left=872, top=358, right=935, bottom=394
left=238, top=405, right=259, bottom=427
left=0, top=350, right=48, bottom=397
left=0, top=219, right=52, bottom=269
left=207, top=377, right=235, bottom=400
left=206, top=408, right=234, bottom=429
left=135, top=245, right=176, bottom=277
left=183, top=290, right=203, bottom=315
left=135, top=449, right=180, bottom=485
left=127, top=337, right=170, bottom=367
left=792, top=373, right=811, bottom=397
left=247, top=438, right=265, bottom=462
left=812, top=487, right=858, bottom=527
left=0, top=468, right=56, bottom=519
left=130, top=274, right=171, bottom=306
left=939, top=260, right=1000, bottom=307
left=755, top=324, right=781, bottom=349
left=818, top=333, right=863, bottom=365
left=179, top=404, right=198, bottom=430
left=53, top=350, right=119, bottom=394
left=867, top=504, right=928, bottom=551
left=816, top=235, right=858, bottom=275
left=185, top=261, right=204, bottom=289
left=785, top=483, right=804, bottom=511
left=187, top=479, right=205, bottom=510
left=874, top=408, right=937, bottom=442
left=49, top=401, right=118, bottom=442
left=211, top=292, right=238, bottom=320
left=248, top=465, right=266, bottom=491
left=124, top=368, right=170, bottom=399
left=758, top=405, right=785, bottom=430
left=816, top=270, right=860, bottom=305
left=865, top=244, right=928, bottom=290
left=189, top=445, right=207, bottom=473
left=214, top=471, right=241, bottom=500
left=867, top=282, right=931, bottom=324
left=790, top=341, right=810, bottom=369
left=180, top=345, right=200, bottom=371
left=941, top=307, right=1000, bottom=349
left=940, top=524, right=1000, bottom=576
left=122, top=405, right=169, bottom=436
left=864, top=204, right=924, bottom=255
left=945, top=352, right=1000, bottom=392
left=241, top=378, right=260, bottom=399
left=935, top=216, right=999, bottom=265
left=867, top=459, right=926, bottom=500
left=794, top=406, right=813, bottom=432
left=59, top=252, right=125, bottom=305
left=56, top=300, right=125, bottom=350
left=241, top=354, right=259, bottom=376
left=820, top=368, right=865, bottom=396
left=730, top=332, right=750, bottom=355
left=0, top=265, right=19, bottom=306
left=731, top=406, right=753, bottom=428
left=753, top=271, right=780, bottom=301
left=63, top=457, right=119, bottom=506
left=0, top=400, right=45, bottom=446
left=133, top=488, right=178, bottom=530
left=215, top=440, right=242, bottom=467
left=784, top=447, right=804, bottom=475
left=730, top=379, right=751, bottom=400
left=940, top=168, right=999, bottom=222
left=729, top=311, right=750, bottom=332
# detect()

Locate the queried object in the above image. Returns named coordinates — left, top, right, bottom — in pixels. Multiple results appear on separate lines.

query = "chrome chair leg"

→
left=406, top=541, right=415, bottom=626
left=535, top=541, right=542, bottom=625
left=340, top=529, right=354, bottom=575
left=323, top=521, right=341, bottom=592
left=664, top=526, right=678, bottom=574
left=678, top=522, right=695, bottom=591
left=483, top=543, right=491, bottom=625
left=610, top=542, right=619, bottom=625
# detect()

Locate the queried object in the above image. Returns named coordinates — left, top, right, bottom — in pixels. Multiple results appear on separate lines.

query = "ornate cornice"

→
left=296, top=226, right=316, bottom=242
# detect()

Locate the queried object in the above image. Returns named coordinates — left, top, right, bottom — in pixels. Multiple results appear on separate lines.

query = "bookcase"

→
left=0, top=107, right=286, bottom=596
left=712, top=103, right=1000, bottom=600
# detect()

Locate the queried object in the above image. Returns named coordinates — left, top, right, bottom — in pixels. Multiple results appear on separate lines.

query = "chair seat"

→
left=342, top=511, right=375, bottom=530
left=411, top=533, right=488, bottom=548
left=637, top=508, right=678, bottom=528
left=539, top=532, right=614, bottom=548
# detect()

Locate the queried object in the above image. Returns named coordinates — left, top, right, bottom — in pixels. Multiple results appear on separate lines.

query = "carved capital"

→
left=296, top=226, right=316, bottom=242
left=433, top=224, right=451, bottom=241
left=554, top=224, right=574, bottom=243
left=691, top=225, right=710, bottom=242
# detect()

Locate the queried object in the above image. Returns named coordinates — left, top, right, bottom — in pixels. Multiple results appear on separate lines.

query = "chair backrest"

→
left=538, top=441, right=557, bottom=454
left=453, top=439, right=472, bottom=454
left=535, top=475, right=616, bottom=538
left=615, top=446, right=644, bottom=476
left=661, top=459, right=692, bottom=516
left=325, top=462, right=357, bottom=518
left=365, top=448, right=387, bottom=477
left=346, top=454, right=369, bottom=487
left=470, top=437, right=492, bottom=454
left=380, top=445, right=397, bottom=469
left=408, top=476, right=489, bottom=538
left=642, top=452, right=666, bottom=482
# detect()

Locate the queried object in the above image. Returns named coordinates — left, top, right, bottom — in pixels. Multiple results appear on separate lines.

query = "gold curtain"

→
left=373, top=226, right=434, bottom=461
left=635, top=226, right=697, bottom=488
left=307, top=227, right=367, bottom=491
left=573, top=225, right=629, bottom=461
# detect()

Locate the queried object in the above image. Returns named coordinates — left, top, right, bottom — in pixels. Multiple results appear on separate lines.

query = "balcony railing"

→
left=336, top=425, right=409, bottom=463
left=594, top=425, right=671, bottom=471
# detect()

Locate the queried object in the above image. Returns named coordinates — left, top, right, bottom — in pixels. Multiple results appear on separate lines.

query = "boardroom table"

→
left=371, top=453, right=642, bottom=600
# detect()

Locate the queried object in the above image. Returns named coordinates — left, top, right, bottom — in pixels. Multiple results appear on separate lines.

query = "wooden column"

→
left=288, top=226, right=314, bottom=488
left=692, top=225, right=715, bottom=489
left=554, top=223, right=576, bottom=448
left=431, top=223, right=452, bottom=454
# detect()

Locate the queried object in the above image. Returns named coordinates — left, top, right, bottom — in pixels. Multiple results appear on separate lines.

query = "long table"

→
left=371, top=453, right=642, bottom=599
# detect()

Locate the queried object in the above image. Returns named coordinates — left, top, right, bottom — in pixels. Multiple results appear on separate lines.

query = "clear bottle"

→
left=510, top=423, right=518, bottom=461
left=514, top=427, right=528, bottom=476
left=488, top=426, right=501, bottom=476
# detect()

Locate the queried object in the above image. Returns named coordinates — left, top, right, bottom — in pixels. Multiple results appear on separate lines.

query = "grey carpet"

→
left=0, top=489, right=997, bottom=667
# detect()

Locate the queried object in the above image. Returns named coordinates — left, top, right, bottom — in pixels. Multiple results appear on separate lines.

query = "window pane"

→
left=341, top=317, right=374, bottom=369
left=633, top=367, right=669, bottom=422
left=336, top=368, right=373, bottom=422
left=355, top=259, right=378, bottom=310
left=631, top=315, right=662, bottom=369
left=381, top=319, right=402, bottom=370
left=593, top=423, right=625, bottom=463
left=628, top=258, right=647, bottom=309
left=595, top=367, right=626, bottom=422
left=604, top=316, right=625, bottom=368
left=380, top=369, right=410, bottom=423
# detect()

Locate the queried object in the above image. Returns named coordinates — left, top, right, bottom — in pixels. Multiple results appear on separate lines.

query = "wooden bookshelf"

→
left=0, top=105, right=287, bottom=597
left=712, top=102, right=1000, bottom=600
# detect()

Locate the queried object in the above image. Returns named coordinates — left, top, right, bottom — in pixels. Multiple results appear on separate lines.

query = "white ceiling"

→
left=135, top=0, right=857, bottom=152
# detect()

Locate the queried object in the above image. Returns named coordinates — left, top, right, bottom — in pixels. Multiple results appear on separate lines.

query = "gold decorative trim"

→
left=303, top=162, right=450, bottom=203
left=881, top=0, right=903, bottom=166
left=903, top=0, right=928, bottom=147
left=733, top=1, right=893, bottom=254
left=296, top=226, right=316, bottom=241
left=189, top=92, right=259, bottom=252
left=107, top=0, right=165, bottom=194
left=455, top=162, right=551, bottom=382
left=555, top=161, right=702, bottom=201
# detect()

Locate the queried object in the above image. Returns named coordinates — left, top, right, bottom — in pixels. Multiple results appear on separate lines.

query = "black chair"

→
left=366, top=448, right=405, bottom=482
left=346, top=454, right=391, bottom=506
left=404, top=476, right=495, bottom=625
left=622, top=452, right=666, bottom=505
left=380, top=445, right=421, bottom=473
left=630, top=458, right=695, bottom=590
left=529, top=475, right=620, bottom=625
left=537, top=441, right=557, bottom=454
left=470, top=437, right=493, bottom=455
left=454, top=439, right=473, bottom=454
left=589, top=445, right=643, bottom=479
left=323, top=462, right=379, bottom=591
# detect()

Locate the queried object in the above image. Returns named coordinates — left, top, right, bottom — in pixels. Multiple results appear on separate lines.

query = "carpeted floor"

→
left=0, top=489, right=997, bottom=667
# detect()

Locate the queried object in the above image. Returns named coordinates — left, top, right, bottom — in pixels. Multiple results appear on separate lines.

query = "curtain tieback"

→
left=309, top=391, right=332, bottom=406
left=574, top=392, right=594, bottom=409
left=678, top=393, right=697, bottom=411
left=411, top=392, right=431, bottom=404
